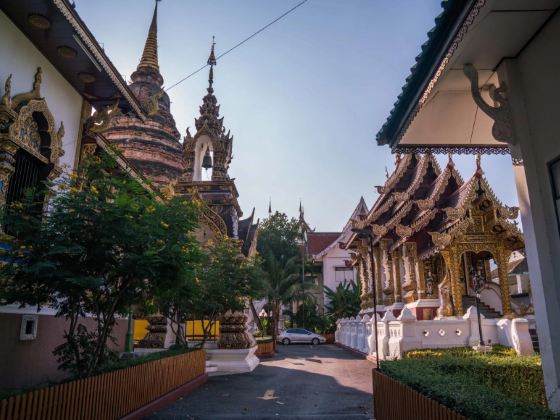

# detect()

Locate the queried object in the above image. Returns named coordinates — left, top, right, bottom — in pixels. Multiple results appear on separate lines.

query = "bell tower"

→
left=177, top=40, right=253, bottom=243
left=183, top=39, right=233, bottom=182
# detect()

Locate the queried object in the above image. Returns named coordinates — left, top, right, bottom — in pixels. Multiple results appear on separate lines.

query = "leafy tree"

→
left=262, top=254, right=317, bottom=345
left=257, top=211, right=300, bottom=266
left=0, top=152, right=201, bottom=377
left=324, top=280, right=361, bottom=319
left=188, top=236, right=265, bottom=346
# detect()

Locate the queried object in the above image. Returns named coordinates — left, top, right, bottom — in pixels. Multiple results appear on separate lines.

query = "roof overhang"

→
left=377, top=0, right=560, bottom=152
left=1, top=0, right=145, bottom=119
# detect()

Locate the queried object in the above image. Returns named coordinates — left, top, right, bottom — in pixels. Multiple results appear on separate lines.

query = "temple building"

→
left=346, top=153, right=525, bottom=321
left=101, top=3, right=258, bottom=255
left=103, top=2, right=183, bottom=187
left=0, top=0, right=146, bottom=388
left=372, top=1, right=560, bottom=409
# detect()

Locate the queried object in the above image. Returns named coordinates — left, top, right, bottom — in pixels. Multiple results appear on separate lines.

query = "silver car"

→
left=278, top=328, right=326, bottom=345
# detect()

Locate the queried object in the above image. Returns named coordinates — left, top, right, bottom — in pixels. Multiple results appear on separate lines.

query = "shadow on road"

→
left=149, top=344, right=373, bottom=420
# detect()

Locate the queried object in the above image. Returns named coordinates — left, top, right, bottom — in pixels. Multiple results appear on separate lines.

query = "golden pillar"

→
left=442, top=249, right=464, bottom=316
left=373, top=246, right=383, bottom=305
left=401, top=242, right=418, bottom=303
left=496, top=246, right=513, bottom=317
left=392, top=248, right=402, bottom=303
left=358, top=242, right=370, bottom=309
left=380, top=239, right=394, bottom=305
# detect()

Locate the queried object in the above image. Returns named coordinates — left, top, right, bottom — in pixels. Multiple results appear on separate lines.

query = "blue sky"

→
left=74, top=0, right=519, bottom=231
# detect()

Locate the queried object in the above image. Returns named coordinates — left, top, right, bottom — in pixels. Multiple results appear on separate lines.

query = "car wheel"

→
left=312, top=338, right=320, bottom=345
left=282, top=338, right=290, bottom=345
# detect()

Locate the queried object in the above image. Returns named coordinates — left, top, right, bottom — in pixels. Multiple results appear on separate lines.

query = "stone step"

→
left=462, top=296, right=501, bottom=319
left=529, top=328, right=540, bottom=354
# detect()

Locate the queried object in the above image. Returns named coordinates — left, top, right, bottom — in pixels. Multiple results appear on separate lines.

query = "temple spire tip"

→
left=137, top=0, right=160, bottom=71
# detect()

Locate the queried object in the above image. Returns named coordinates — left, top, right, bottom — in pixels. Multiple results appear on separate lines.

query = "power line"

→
left=166, top=0, right=309, bottom=91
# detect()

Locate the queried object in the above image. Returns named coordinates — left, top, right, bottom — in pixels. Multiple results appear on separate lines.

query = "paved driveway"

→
left=149, top=344, right=373, bottom=420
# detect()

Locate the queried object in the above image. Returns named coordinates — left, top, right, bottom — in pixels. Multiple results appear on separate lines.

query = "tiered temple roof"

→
left=103, top=2, right=183, bottom=187
left=349, top=153, right=523, bottom=259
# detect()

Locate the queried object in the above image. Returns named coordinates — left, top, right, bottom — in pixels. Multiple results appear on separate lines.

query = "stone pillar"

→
left=380, top=239, right=394, bottom=305
left=392, top=247, right=402, bottom=303
left=401, top=242, right=418, bottom=303
left=496, top=247, right=513, bottom=317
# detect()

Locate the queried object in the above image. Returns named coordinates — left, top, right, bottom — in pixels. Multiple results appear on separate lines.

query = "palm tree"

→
left=324, top=280, right=361, bottom=318
left=263, top=253, right=317, bottom=348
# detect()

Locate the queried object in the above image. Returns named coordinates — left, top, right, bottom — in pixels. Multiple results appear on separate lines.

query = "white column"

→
left=499, top=59, right=560, bottom=411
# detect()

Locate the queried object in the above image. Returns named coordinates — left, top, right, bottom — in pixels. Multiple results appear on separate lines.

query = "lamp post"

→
left=470, top=262, right=486, bottom=346
left=352, top=227, right=380, bottom=370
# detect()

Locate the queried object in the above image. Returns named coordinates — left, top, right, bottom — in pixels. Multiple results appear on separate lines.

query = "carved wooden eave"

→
left=383, top=153, right=413, bottom=192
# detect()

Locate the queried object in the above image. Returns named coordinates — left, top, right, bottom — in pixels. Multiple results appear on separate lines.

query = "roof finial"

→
left=268, top=197, right=272, bottom=215
left=207, top=36, right=217, bottom=92
left=447, top=151, right=454, bottom=165
left=138, top=0, right=160, bottom=71
left=385, top=166, right=389, bottom=179
left=395, top=152, right=401, bottom=165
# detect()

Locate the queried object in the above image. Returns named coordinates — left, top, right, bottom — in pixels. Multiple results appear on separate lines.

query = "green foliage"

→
left=381, top=347, right=554, bottom=419
left=257, top=211, right=300, bottom=265
left=1, top=152, right=201, bottom=377
left=324, top=280, right=361, bottom=318
left=186, top=236, right=265, bottom=345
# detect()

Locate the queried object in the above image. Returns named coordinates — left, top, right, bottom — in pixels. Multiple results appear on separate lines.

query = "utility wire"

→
left=166, top=0, right=309, bottom=91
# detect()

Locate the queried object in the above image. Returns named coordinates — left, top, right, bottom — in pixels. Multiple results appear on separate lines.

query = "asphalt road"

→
left=149, top=344, right=374, bottom=420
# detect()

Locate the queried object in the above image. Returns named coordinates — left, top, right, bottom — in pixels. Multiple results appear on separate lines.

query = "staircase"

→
left=529, top=328, right=540, bottom=354
left=462, top=296, right=501, bottom=319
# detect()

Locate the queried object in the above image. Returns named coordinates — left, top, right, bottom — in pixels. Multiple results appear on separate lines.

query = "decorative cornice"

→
left=52, top=0, right=146, bottom=120
left=395, top=144, right=510, bottom=155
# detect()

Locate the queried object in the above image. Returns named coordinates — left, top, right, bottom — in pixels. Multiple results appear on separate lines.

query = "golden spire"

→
left=138, top=0, right=160, bottom=71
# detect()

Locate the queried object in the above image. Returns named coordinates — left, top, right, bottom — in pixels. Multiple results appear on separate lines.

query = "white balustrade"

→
left=335, top=305, right=533, bottom=358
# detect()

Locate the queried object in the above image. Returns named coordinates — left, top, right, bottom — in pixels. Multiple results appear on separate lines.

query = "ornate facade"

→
left=0, top=68, right=65, bottom=218
left=347, top=153, right=524, bottom=320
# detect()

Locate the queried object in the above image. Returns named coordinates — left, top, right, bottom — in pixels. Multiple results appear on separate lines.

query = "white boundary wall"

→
left=335, top=306, right=534, bottom=359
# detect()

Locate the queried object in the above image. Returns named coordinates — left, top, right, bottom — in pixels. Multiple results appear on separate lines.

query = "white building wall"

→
left=496, top=11, right=560, bottom=410
left=0, top=11, right=83, bottom=170
left=321, top=246, right=356, bottom=307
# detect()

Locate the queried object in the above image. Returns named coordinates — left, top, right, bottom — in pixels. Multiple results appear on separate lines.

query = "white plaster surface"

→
left=0, top=11, right=83, bottom=171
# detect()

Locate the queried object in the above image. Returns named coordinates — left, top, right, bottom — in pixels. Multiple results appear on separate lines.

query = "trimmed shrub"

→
left=381, top=347, right=555, bottom=420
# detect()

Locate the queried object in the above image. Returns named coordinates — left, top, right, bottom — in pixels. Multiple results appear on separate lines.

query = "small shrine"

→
left=347, top=153, right=524, bottom=320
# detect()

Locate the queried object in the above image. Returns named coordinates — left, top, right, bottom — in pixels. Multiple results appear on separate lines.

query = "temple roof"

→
left=347, top=153, right=523, bottom=257
left=307, top=232, right=341, bottom=257
left=376, top=0, right=475, bottom=148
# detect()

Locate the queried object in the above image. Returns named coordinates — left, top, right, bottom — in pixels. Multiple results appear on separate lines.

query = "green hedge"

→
left=381, top=347, right=556, bottom=420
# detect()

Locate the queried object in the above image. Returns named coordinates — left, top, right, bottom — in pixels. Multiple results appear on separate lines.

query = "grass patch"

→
left=380, top=346, right=556, bottom=420
left=255, top=336, right=273, bottom=343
